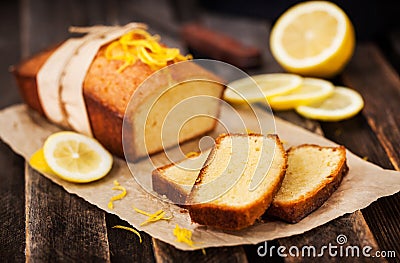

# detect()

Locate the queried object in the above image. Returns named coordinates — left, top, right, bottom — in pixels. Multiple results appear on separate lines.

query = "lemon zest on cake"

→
left=185, top=151, right=199, bottom=158
left=112, top=225, right=142, bottom=243
left=108, top=180, right=127, bottom=209
left=105, top=28, right=192, bottom=72
left=246, top=128, right=254, bottom=134
left=133, top=207, right=173, bottom=226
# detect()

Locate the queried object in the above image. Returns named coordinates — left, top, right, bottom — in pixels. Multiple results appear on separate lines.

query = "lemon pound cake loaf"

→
left=12, top=25, right=225, bottom=158
left=267, top=144, right=348, bottom=223
left=187, top=134, right=287, bottom=230
left=152, top=150, right=210, bottom=204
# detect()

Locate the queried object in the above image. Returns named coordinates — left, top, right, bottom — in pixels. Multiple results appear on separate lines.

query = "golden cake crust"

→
left=267, top=144, right=348, bottom=223
left=187, top=134, right=288, bottom=230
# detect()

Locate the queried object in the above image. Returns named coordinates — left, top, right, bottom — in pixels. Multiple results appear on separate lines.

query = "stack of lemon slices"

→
left=225, top=1, right=363, bottom=122
left=30, top=131, right=113, bottom=183
left=224, top=73, right=364, bottom=121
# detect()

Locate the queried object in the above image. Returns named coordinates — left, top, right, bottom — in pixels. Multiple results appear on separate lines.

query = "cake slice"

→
left=187, top=134, right=287, bottom=230
left=267, top=144, right=348, bottom=223
left=152, top=150, right=210, bottom=204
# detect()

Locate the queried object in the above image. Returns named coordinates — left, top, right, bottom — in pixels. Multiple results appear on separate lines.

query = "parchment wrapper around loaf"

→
left=1, top=104, right=399, bottom=250
left=36, top=23, right=146, bottom=136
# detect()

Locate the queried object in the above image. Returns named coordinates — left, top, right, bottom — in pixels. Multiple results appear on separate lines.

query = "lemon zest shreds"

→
left=173, top=224, right=195, bottom=248
left=133, top=207, right=173, bottom=226
left=105, top=29, right=192, bottom=72
left=112, top=225, right=142, bottom=243
left=108, top=180, right=127, bottom=209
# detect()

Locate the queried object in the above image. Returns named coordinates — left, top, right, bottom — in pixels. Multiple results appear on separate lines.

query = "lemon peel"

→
left=268, top=78, right=334, bottom=110
left=29, top=148, right=55, bottom=175
left=108, top=180, right=127, bottom=209
left=105, top=28, right=192, bottom=72
left=133, top=207, right=173, bottom=226
left=295, top=86, right=364, bottom=121
left=270, top=1, right=355, bottom=78
left=224, top=73, right=302, bottom=104
left=173, top=224, right=195, bottom=248
left=42, top=131, right=113, bottom=183
left=112, top=225, right=142, bottom=243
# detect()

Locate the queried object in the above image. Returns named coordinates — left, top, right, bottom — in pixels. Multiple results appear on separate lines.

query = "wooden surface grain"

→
left=342, top=43, right=400, bottom=171
left=340, top=44, right=400, bottom=260
left=1, top=0, right=400, bottom=262
left=25, top=166, right=110, bottom=262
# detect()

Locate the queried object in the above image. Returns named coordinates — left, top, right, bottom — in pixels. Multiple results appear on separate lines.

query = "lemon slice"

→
left=43, top=131, right=113, bottom=183
left=296, top=86, right=364, bottom=121
left=224, top=73, right=303, bottom=103
left=270, top=1, right=355, bottom=78
left=269, top=78, right=334, bottom=110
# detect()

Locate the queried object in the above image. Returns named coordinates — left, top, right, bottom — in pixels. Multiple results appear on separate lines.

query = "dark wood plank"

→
left=0, top=0, right=22, bottom=108
left=321, top=115, right=400, bottom=263
left=342, top=43, right=400, bottom=171
left=25, top=166, right=110, bottom=262
left=0, top=143, right=25, bottom=262
left=0, top=1, right=25, bottom=261
left=153, top=240, right=248, bottom=263
left=106, top=214, right=155, bottom=262
left=20, top=0, right=116, bottom=58
left=317, top=43, right=400, bottom=262
left=279, top=211, right=385, bottom=263
left=274, top=112, right=383, bottom=262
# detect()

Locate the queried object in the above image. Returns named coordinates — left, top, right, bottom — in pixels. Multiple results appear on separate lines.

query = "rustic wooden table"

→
left=1, top=0, right=399, bottom=262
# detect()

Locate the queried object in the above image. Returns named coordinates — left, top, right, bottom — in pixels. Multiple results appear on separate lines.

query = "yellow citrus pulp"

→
left=296, top=86, right=364, bottom=121
left=268, top=77, right=334, bottom=110
left=224, top=73, right=303, bottom=104
left=270, top=1, right=355, bottom=78
left=29, top=131, right=113, bottom=183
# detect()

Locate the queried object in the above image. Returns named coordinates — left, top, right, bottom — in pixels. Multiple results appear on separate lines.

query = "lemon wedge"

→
left=43, top=131, right=113, bottom=183
left=270, top=1, right=355, bottom=78
left=224, top=73, right=303, bottom=104
left=296, top=86, right=364, bottom=121
left=269, top=78, right=334, bottom=110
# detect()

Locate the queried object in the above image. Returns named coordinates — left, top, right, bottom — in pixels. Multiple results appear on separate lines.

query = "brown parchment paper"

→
left=1, top=104, right=399, bottom=251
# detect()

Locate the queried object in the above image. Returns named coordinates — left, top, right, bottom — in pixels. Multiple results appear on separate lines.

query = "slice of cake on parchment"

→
left=267, top=144, right=348, bottom=223
left=187, top=133, right=287, bottom=230
left=152, top=150, right=210, bottom=205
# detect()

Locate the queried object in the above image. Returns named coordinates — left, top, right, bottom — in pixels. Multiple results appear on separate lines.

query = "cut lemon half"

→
left=269, top=78, right=334, bottom=110
left=43, top=131, right=113, bottom=183
left=296, top=86, right=364, bottom=121
left=224, top=73, right=303, bottom=104
left=270, top=1, right=355, bottom=78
